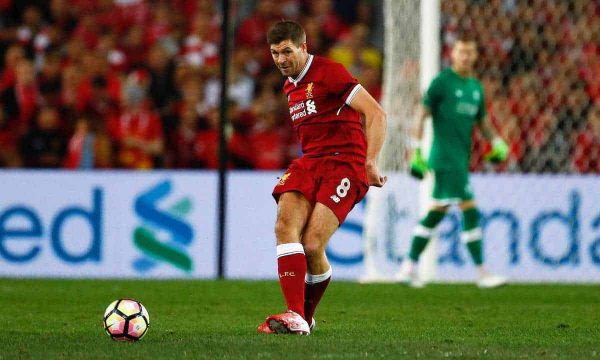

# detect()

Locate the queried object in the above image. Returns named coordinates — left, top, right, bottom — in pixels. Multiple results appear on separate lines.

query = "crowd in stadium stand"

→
left=0, top=0, right=597, bottom=173
left=0, top=0, right=383, bottom=170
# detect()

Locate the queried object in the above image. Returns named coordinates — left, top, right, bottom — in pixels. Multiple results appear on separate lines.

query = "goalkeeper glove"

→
left=484, top=137, right=509, bottom=163
left=410, top=148, right=428, bottom=180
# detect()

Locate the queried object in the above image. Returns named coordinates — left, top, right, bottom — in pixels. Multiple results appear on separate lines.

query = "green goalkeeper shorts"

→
left=431, top=170, right=474, bottom=204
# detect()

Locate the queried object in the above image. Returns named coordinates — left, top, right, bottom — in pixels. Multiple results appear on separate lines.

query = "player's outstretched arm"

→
left=348, top=87, right=387, bottom=187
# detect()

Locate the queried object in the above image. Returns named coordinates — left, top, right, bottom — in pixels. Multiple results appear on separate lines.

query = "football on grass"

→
left=103, top=299, right=149, bottom=341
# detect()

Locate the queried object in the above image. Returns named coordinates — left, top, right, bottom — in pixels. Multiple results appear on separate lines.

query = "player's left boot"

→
left=266, top=310, right=310, bottom=335
left=309, top=318, right=316, bottom=332
left=477, top=273, right=508, bottom=288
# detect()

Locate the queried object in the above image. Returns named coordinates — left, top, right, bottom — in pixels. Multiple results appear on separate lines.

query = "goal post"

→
left=361, top=0, right=440, bottom=282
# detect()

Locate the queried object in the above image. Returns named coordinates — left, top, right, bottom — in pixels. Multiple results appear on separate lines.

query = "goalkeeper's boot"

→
left=257, top=320, right=274, bottom=334
left=266, top=310, right=310, bottom=335
left=395, top=260, right=424, bottom=288
left=477, top=273, right=508, bottom=288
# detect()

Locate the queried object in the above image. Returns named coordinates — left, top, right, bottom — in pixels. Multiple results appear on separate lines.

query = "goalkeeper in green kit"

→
left=397, top=36, right=508, bottom=288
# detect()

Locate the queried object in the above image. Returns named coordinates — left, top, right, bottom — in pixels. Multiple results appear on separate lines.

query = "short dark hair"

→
left=267, top=20, right=306, bottom=46
left=454, top=32, right=477, bottom=46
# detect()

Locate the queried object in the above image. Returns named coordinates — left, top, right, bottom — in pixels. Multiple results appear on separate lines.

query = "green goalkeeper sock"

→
left=466, top=241, right=483, bottom=266
left=408, top=236, right=429, bottom=262
left=462, top=207, right=483, bottom=265
left=408, top=210, right=446, bottom=261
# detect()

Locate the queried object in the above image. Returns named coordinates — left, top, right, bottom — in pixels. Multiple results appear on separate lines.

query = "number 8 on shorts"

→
left=336, top=178, right=351, bottom=198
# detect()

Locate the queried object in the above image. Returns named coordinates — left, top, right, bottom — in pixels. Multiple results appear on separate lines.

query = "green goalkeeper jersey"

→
left=422, top=68, right=486, bottom=171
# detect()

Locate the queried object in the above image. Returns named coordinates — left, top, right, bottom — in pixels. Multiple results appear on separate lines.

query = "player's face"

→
left=270, top=40, right=307, bottom=77
left=451, top=41, right=478, bottom=74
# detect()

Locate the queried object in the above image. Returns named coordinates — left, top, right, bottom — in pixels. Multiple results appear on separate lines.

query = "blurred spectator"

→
left=302, top=17, right=327, bottom=56
left=113, top=0, right=151, bottom=32
left=181, top=12, right=219, bottom=69
left=38, top=52, right=62, bottom=106
left=1, top=58, right=39, bottom=135
left=108, top=71, right=163, bottom=169
left=59, top=64, right=85, bottom=116
left=48, top=0, right=78, bottom=34
left=20, top=106, right=67, bottom=167
left=204, top=60, right=255, bottom=111
left=194, top=106, right=221, bottom=169
left=193, top=103, right=254, bottom=169
left=145, top=3, right=176, bottom=49
left=64, top=116, right=113, bottom=169
left=0, top=44, right=25, bottom=90
left=72, top=14, right=100, bottom=49
left=236, top=0, right=278, bottom=48
left=247, top=102, right=293, bottom=170
left=85, top=75, right=120, bottom=124
left=0, top=105, right=21, bottom=167
left=147, top=43, right=177, bottom=112
left=168, top=104, right=201, bottom=168
left=306, top=0, right=349, bottom=46
left=327, top=22, right=383, bottom=104
left=121, top=25, right=148, bottom=69
left=329, top=23, right=382, bottom=76
left=15, top=5, right=45, bottom=54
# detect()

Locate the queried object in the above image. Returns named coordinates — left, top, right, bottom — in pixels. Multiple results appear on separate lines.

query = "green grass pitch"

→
left=1, top=279, right=599, bottom=359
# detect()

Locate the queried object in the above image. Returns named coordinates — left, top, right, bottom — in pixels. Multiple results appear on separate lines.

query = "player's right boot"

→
left=395, top=260, right=424, bottom=288
left=266, top=310, right=310, bottom=335
left=257, top=320, right=274, bottom=334
left=258, top=316, right=313, bottom=334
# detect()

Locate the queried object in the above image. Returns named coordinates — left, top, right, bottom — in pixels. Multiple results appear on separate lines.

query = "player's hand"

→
left=484, top=138, right=509, bottom=163
left=409, top=148, right=428, bottom=180
left=366, top=161, right=387, bottom=187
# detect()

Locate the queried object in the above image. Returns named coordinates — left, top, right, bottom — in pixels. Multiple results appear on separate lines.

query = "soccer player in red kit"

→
left=257, top=21, right=387, bottom=335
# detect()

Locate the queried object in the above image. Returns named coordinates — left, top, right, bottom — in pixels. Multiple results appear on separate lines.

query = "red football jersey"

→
left=283, top=55, right=366, bottom=159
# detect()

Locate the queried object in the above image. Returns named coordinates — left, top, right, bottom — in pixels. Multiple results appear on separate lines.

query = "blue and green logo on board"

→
left=132, top=180, right=194, bottom=273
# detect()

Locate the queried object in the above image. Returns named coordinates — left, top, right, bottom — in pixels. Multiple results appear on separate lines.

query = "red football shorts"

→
left=272, top=154, right=369, bottom=224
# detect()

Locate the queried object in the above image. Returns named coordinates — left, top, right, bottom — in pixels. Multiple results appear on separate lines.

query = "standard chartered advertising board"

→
left=0, top=171, right=598, bottom=282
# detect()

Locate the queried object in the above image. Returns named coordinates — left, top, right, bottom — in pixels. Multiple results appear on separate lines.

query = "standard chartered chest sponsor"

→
left=289, top=100, right=317, bottom=121
left=289, top=101, right=305, bottom=114
left=455, top=101, right=479, bottom=116
left=289, top=101, right=307, bottom=121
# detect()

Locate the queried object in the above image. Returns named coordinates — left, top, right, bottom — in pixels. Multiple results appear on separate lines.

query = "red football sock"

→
left=276, top=243, right=307, bottom=317
left=304, top=268, right=332, bottom=322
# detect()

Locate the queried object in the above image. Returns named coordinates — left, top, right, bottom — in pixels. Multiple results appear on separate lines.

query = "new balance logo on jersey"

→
left=305, top=82, right=314, bottom=99
left=306, top=99, right=317, bottom=114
